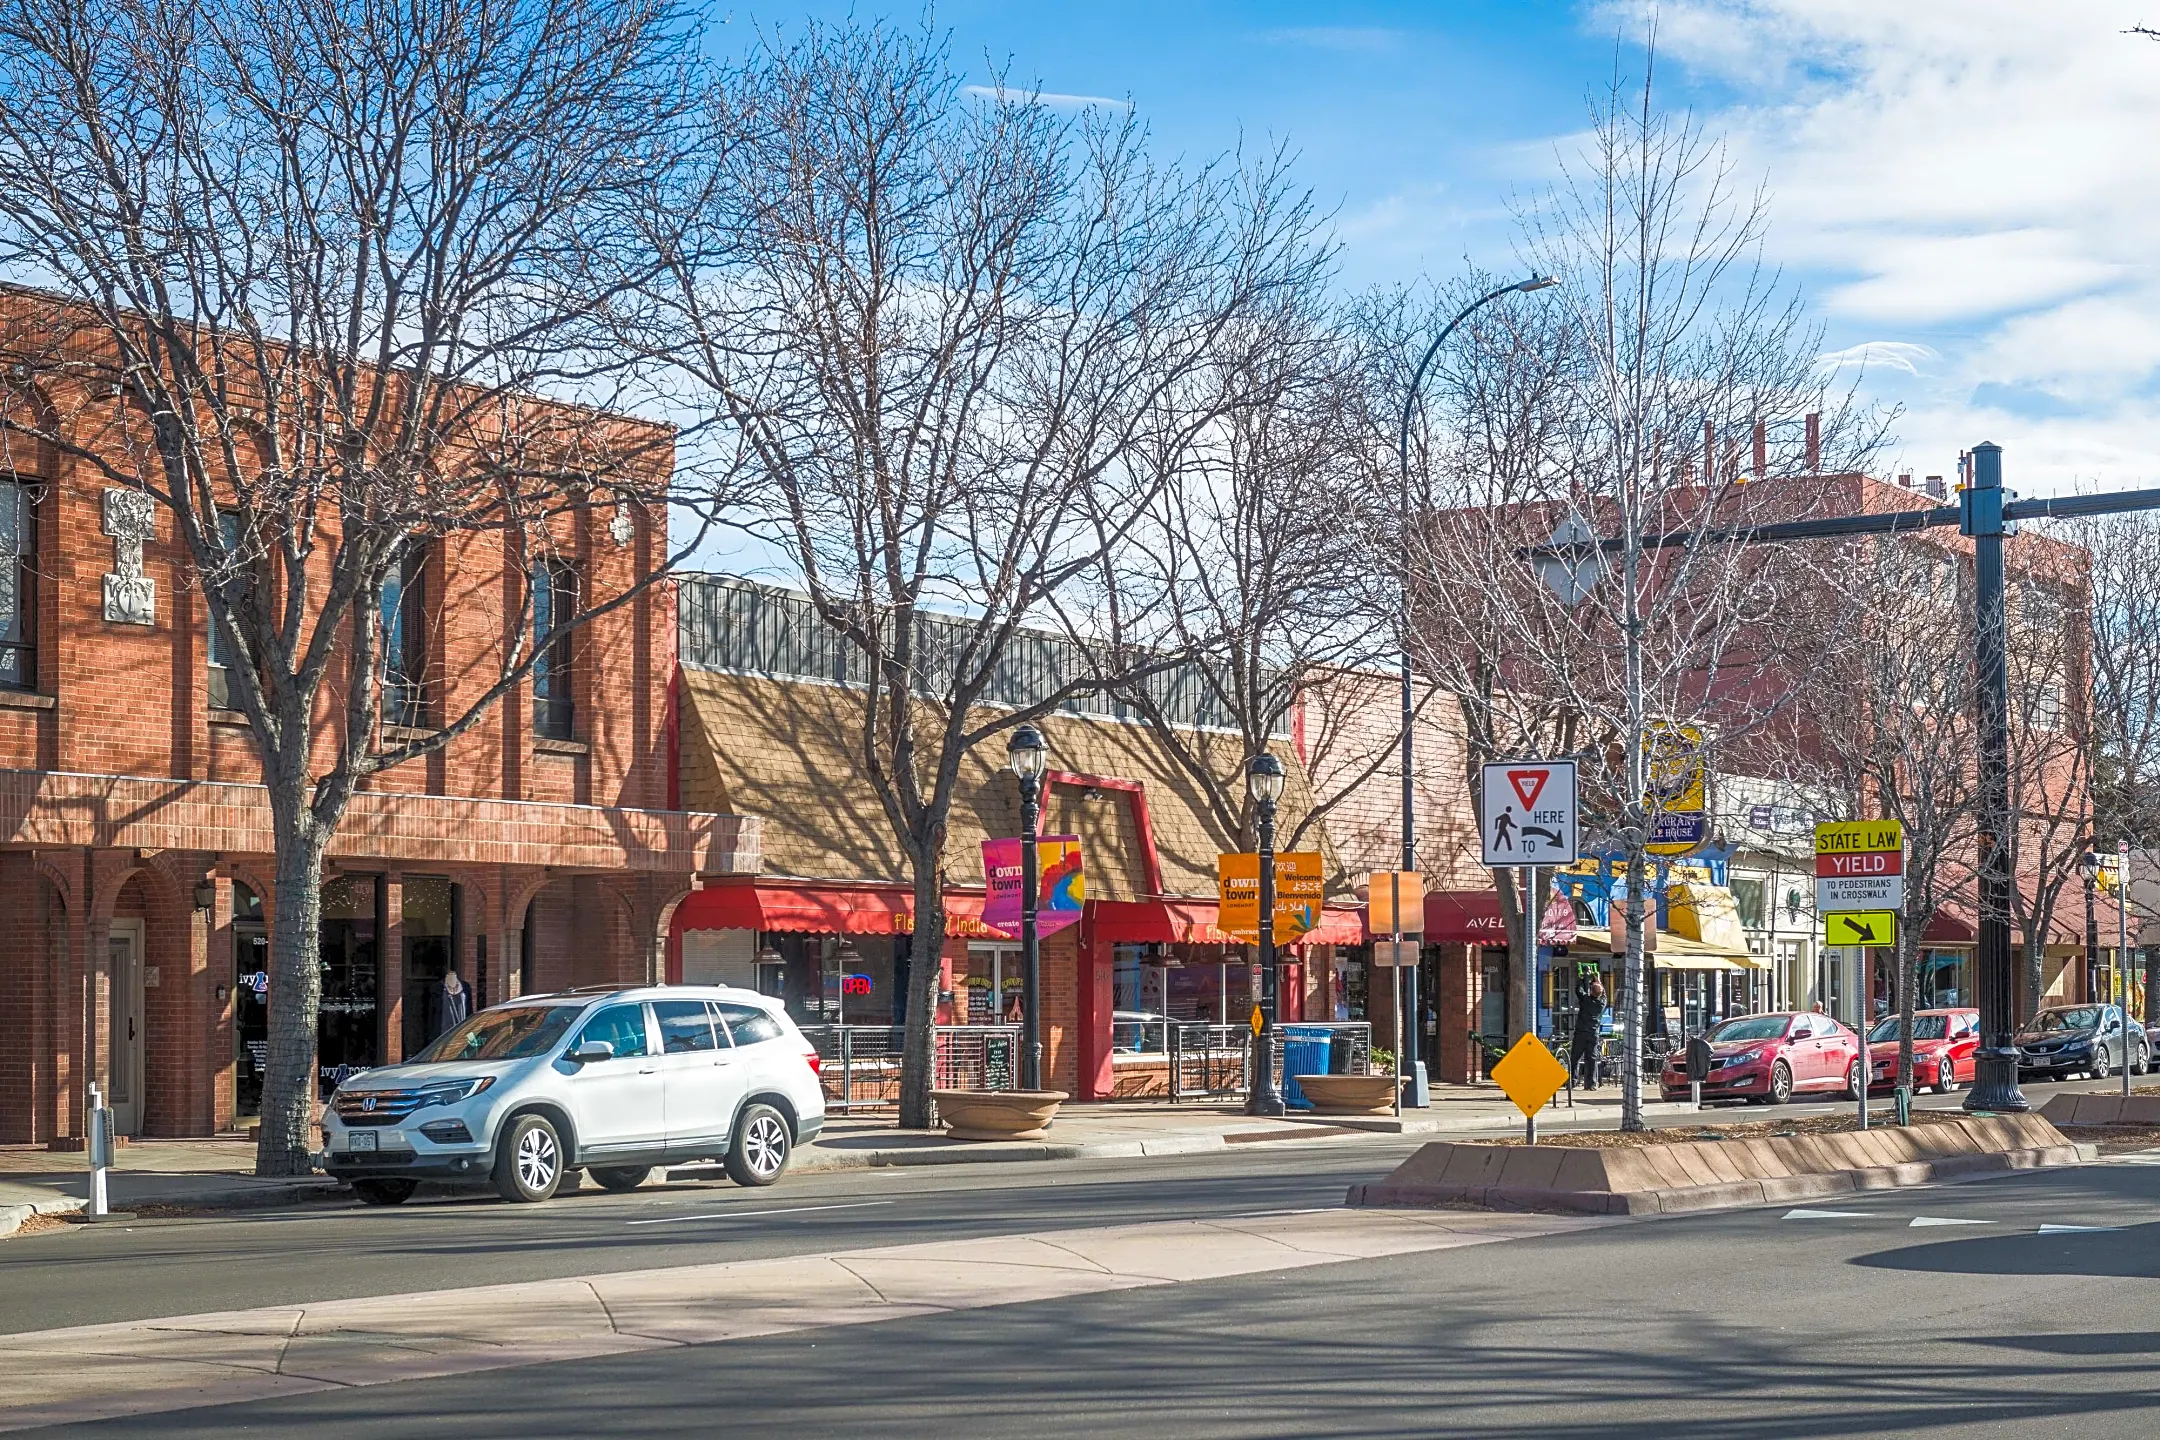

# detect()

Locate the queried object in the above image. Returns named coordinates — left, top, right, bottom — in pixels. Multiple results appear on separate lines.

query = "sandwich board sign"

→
left=1480, top=760, right=1578, bottom=867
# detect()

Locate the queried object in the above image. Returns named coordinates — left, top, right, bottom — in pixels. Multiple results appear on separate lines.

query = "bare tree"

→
left=1103, top=288, right=1393, bottom=863
left=1473, top=60, right=1890, bottom=1129
left=2065, top=509, right=2160, bottom=1023
left=653, top=21, right=1326, bottom=1126
left=2000, top=558, right=2094, bottom=1021
left=0, top=0, right=713, bottom=1174
left=1799, top=536, right=1977, bottom=1095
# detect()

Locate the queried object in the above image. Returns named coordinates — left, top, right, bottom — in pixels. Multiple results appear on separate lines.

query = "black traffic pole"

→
left=1962, top=442, right=2028, bottom=1112
left=1247, top=754, right=1287, bottom=1117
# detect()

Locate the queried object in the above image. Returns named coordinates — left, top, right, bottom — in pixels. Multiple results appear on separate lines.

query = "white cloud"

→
left=962, top=84, right=1133, bottom=113
left=1632, top=0, right=2160, bottom=490
left=1816, top=340, right=1937, bottom=377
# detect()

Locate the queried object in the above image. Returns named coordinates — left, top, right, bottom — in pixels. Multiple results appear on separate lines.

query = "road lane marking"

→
left=626, top=1201, right=896, bottom=1227
left=1909, top=1217, right=1993, bottom=1227
left=2037, top=1223, right=2122, bottom=1233
left=1782, top=1209, right=1872, bottom=1219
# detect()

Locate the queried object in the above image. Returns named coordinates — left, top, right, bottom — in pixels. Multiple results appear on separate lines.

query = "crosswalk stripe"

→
left=1909, top=1216, right=1993, bottom=1227
left=2037, top=1223, right=2122, bottom=1234
left=1782, top=1208, right=1872, bottom=1219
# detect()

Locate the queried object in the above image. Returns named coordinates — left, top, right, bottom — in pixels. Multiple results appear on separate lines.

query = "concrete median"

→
left=1347, top=1113, right=2083, bottom=1216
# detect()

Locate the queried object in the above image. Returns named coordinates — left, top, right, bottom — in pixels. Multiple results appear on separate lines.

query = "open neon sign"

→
left=840, top=973, right=873, bottom=997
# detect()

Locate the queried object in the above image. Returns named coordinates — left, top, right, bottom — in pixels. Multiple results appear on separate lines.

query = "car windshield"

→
left=411, top=1006, right=578, bottom=1063
left=2029, top=1006, right=2105, bottom=1033
left=1869, top=1015, right=1949, bottom=1043
left=1708, top=1016, right=1791, bottom=1043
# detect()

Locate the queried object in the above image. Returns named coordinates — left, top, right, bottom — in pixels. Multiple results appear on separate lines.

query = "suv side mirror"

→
left=568, top=1040, right=615, bottom=1064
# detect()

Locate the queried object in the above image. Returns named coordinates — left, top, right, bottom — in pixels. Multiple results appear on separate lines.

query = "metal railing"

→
left=1110, top=1020, right=1372, bottom=1103
left=801, top=1023, right=1023, bottom=1112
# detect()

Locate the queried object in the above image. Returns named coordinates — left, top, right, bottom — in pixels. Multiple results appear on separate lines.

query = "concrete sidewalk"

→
left=0, top=1204, right=1605, bottom=1433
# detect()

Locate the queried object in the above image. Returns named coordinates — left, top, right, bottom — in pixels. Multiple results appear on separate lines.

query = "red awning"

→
left=1425, top=890, right=1511, bottom=946
left=673, top=883, right=1002, bottom=938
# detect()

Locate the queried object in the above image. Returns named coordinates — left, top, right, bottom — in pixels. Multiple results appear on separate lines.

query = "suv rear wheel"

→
left=493, top=1114, right=565, bottom=1203
left=590, top=1166, right=652, bottom=1193
left=724, top=1103, right=791, bottom=1187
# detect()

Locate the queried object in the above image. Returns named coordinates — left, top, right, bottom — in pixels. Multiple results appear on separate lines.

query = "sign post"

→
left=2116, top=842, right=2133, bottom=1099
left=1368, top=872, right=1424, bottom=1117
left=1489, top=1033, right=1571, bottom=1144
left=1480, top=762, right=1577, bottom=1110
left=1816, top=820, right=1905, bottom=1130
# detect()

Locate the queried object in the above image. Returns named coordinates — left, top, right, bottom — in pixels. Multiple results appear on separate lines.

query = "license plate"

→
left=349, top=1130, right=377, bottom=1152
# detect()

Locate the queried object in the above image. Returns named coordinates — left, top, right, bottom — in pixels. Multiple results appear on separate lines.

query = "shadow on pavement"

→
left=1853, top=1221, right=2160, bottom=1279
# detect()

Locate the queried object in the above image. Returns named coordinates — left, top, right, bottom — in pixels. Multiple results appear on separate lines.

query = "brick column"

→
left=380, top=873, right=405, bottom=1065
left=1072, top=922, right=1113, bottom=1101
left=1437, top=943, right=1476, bottom=1084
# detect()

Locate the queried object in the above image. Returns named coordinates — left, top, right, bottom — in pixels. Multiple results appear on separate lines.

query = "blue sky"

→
left=708, top=0, right=2160, bottom=524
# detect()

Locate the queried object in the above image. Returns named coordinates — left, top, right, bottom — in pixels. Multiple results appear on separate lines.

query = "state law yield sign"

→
left=1814, top=819, right=1905, bottom=913
left=1480, top=760, right=1579, bottom=867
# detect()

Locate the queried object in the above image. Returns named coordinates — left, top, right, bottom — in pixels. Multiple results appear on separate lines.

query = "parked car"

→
left=1658, top=1011, right=1862, bottom=1105
left=322, top=985, right=826, bottom=1206
left=2016, top=1003, right=2149, bottom=1081
left=1866, top=1008, right=1981, bottom=1093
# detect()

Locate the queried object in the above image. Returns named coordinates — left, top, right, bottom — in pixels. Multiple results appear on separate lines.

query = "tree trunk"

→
left=2022, top=934, right=2044, bottom=1025
left=256, top=810, right=330, bottom=1177
left=898, top=854, right=947, bottom=1129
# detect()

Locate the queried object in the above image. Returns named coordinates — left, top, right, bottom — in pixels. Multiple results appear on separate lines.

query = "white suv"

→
left=322, top=985, right=826, bottom=1205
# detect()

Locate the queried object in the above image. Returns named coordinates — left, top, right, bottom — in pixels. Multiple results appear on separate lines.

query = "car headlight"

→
left=415, top=1077, right=496, bottom=1109
left=1726, top=1048, right=1763, bottom=1065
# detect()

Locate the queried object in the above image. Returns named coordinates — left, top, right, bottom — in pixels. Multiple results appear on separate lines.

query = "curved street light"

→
left=1392, top=275, right=1557, bottom=1089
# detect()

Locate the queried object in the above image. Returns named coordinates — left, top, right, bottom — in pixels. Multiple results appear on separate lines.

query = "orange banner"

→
left=1217, top=852, right=1324, bottom=941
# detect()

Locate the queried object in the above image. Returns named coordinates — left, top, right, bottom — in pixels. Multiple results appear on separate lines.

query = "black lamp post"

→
left=1007, top=724, right=1048, bottom=1091
left=1246, top=753, right=1287, bottom=1117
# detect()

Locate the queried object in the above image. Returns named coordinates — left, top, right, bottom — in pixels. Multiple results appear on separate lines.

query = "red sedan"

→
left=1867, top=1007, right=1980, bottom=1093
left=1660, top=1011, right=1863, bottom=1105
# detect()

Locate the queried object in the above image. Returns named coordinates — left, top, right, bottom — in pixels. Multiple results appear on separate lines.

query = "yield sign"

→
left=1480, top=759, right=1579, bottom=867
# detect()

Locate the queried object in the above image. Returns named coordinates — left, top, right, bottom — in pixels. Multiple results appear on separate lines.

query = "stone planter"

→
left=1293, top=1074, right=1398, bottom=1116
left=932, top=1089, right=1069, bottom=1141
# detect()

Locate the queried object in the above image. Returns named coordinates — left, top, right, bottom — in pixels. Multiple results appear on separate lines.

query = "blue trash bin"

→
left=1281, top=1025, right=1335, bottom=1110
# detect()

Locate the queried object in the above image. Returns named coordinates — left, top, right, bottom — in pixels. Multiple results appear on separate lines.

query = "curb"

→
left=0, top=1196, right=86, bottom=1239
left=1348, top=1143, right=2085, bottom=1216
left=795, top=1126, right=1371, bottom=1172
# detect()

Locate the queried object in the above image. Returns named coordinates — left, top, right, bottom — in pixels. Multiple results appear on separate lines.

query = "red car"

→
left=1660, top=1011, right=1863, bottom=1105
left=1867, top=1008, right=1981, bottom=1093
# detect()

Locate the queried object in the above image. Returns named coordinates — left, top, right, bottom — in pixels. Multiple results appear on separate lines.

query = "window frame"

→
left=571, top=1002, right=653, bottom=1061
left=0, top=474, right=36, bottom=692
left=531, top=558, right=579, bottom=740
left=652, top=997, right=721, bottom=1053
left=381, top=541, right=430, bottom=729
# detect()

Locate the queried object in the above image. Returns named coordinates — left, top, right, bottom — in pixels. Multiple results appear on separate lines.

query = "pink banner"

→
left=982, top=836, right=1085, bottom=939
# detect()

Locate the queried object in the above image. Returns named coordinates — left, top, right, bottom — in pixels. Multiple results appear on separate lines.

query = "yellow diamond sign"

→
left=1489, top=1033, right=1571, bottom=1119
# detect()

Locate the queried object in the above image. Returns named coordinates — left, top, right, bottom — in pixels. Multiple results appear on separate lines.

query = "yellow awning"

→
left=1569, top=926, right=1767, bottom=971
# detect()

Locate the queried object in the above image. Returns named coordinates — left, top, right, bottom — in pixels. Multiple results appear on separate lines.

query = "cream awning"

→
left=1570, top=926, right=1767, bottom=971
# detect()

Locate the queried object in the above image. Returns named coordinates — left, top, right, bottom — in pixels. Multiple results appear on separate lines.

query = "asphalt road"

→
left=1, top=1072, right=2130, bottom=1336
left=18, top=1152, right=2160, bottom=1439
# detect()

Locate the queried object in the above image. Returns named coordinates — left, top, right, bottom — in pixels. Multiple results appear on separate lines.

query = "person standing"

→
left=430, top=960, right=471, bottom=1044
left=1571, top=974, right=1607, bottom=1090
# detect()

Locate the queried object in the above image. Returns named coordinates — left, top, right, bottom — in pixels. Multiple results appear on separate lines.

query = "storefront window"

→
left=964, top=943, right=1020, bottom=1024
left=319, top=874, right=380, bottom=1097
left=1917, top=949, right=1968, bottom=1008
left=1729, top=876, right=1767, bottom=931
left=401, top=876, right=459, bottom=1057
left=232, top=883, right=268, bottom=1117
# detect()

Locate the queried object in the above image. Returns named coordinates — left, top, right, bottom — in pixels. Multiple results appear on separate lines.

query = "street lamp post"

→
left=1247, top=753, right=1287, bottom=1117
left=1395, top=275, right=1556, bottom=1075
left=1007, top=724, right=1048, bottom=1091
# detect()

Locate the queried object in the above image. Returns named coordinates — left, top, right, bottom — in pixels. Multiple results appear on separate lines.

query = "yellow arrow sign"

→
left=1824, top=910, right=1897, bottom=946
left=1489, top=1033, right=1572, bottom=1119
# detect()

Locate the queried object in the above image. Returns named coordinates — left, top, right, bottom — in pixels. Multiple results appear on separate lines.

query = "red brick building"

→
left=0, top=356, right=758, bottom=1145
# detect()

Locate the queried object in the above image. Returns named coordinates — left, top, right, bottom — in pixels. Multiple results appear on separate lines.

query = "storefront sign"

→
left=982, top=835, right=1085, bottom=939
left=1645, top=721, right=1706, bottom=813
left=1217, top=851, right=1325, bottom=940
left=1365, top=871, right=1425, bottom=934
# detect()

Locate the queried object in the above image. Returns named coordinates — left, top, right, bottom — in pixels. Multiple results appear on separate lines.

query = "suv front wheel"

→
left=493, top=1113, right=566, bottom=1203
left=724, top=1102, right=792, bottom=1187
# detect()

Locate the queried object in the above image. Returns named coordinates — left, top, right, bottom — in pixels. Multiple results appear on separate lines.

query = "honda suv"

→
left=322, top=986, right=825, bottom=1206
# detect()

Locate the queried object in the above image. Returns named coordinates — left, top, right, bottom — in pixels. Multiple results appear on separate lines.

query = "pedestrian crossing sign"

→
left=1824, top=910, right=1896, bottom=946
